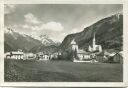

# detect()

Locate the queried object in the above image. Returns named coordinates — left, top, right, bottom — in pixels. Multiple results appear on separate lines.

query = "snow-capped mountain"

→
left=4, top=27, right=60, bottom=53
left=38, top=34, right=56, bottom=46
left=4, top=27, right=42, bottom=52
left=29, top=33, right=60, bottom=46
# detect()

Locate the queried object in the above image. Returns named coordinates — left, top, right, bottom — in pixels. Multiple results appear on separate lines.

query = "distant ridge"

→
left=4, top=27, right=60, bottom=53
left=60, top=13, right=123, bottom=51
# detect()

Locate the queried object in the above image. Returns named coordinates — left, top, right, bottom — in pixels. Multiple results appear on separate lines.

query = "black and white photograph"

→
left=1, top=87, right=127, bottom=88
left=4, top=4, right=123, bottom=82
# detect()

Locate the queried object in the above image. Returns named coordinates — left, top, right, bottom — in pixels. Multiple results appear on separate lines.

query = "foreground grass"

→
left=4, top=59, right=123, bottom=82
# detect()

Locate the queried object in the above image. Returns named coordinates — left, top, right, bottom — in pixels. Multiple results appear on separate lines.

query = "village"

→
left=4, top=32, right=123, bottom=63
left=3, top=4, right=124, bottom=82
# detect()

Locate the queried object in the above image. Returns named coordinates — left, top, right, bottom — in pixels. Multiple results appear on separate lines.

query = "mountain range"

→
left=4, top=28, right=60, bottom=53
left=60, top=13, right=123, bottom=51
left=4, top=13, right=123, bottom=53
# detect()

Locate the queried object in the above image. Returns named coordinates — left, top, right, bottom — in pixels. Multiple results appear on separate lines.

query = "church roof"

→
left=71, top=39, right=77, bottom=45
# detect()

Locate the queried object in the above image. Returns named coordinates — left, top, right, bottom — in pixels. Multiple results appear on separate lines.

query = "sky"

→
left=4, top=4, right=122, bottom=42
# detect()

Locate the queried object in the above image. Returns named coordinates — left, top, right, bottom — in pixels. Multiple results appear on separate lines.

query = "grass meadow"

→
left=4, top=59, right=123, bottom=82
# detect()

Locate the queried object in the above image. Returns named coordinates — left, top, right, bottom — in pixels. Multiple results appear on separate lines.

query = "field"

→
left=4, top=59, right=123, bottom=82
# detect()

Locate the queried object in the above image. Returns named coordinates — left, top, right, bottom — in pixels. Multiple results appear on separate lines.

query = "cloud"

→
left=4, top=4, right=17, bottom=14
left=72, top=28, right=80, bottom=33
left=22, top=24, right=30, bottom=29
left=31, top=26, right=40, bottom=31
left=41, top=21, right=64, bottom=31
left=24, top=13, right=41, bottom=24
left=68, top=28, right=83, bottom=34
left=22, top=20, right=64, bottom=32
left=12, top=13, right=65, bottom=42
left=24, top=13, right=64, bottom=31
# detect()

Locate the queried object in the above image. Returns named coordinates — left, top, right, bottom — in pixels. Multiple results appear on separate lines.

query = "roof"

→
left=77, top=49, right=91, bottom=54
left=104, top=49, right=119, bottom=53
left=37, top=52, right=44, bottom=55
left=11, top=51, right=24, bottom=55
left=5, top=52, right=10, bottom=55
left=71, top=39, right=77, bottom=45
left=113, top=51, right=123, bottom=57
left=119, top=51, right=123, bottom=55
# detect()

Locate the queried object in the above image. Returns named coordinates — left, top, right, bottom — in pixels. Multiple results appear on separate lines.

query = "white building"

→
left=5, top=49, right=24, bottom=59
left=70, top=39, right=91, bottom=62
left=44, top=54, right=50, bottom=60
left=77, top=49, right=91, bottom=60
left=24, top=53, right=36, bottom=60
left=37, top=52, right=50, bottom=60
left=70, top=39, right=78, bottom=51
left=88, top=33, right=102, bottom=53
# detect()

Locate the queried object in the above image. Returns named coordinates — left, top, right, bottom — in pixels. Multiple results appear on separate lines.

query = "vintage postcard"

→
left=0, top=0, right=128, bottom=87
left=0, top=87, right=127, bottom=88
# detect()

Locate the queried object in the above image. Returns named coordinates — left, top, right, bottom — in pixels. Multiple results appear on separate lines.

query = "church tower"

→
left=93, top=33, right=96, bottom=47
left=88, top=31, right=102, bottom=52
left=70, top=39, right=78, bottom=51
left=92, top=32, right=96, bottom=51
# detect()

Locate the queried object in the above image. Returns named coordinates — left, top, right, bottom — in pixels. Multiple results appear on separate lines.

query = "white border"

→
left=0, top=2, right=4, bottom=87
left=123, top=0, right=128, bottom=87
left=4, top=0, right=123, bottom=4
left=0, top=0, right=128, bottom=87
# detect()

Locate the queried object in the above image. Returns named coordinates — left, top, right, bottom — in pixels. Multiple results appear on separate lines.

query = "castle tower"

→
left=70, top=39, right=78, bottom=51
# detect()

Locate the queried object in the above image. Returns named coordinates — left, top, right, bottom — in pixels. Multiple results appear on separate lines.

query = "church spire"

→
left=92, top=31, right=96, bottom=51
left=93, top=32, right=96, bottom=45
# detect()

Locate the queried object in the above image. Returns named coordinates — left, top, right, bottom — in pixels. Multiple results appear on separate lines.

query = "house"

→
left=113, top=52, right=123, bottom=63
left=106, top=51, right=123, bottom=63
left=36, top=52, right=44, bottom=60
left=103, top=50, right=123, bottom=63
left=77, top=49, right=91, bottom=60
left=36, top=52, right=50, bottom=60
left=4, top=52, right=11, bottom=58
left=24, top=53, right=36, bottom=60
left=88, top=33, right=102, bottom=53
left=51, top=52, right=59, bottom=59
left=5, top=49, right=24, bottom=59
left=51, top=51, right=62, bottom=60
left=44, top=54, right=50, bottom=60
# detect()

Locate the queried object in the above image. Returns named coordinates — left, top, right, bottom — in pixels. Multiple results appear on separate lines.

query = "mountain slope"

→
left=60, top=14, right=123, bottom=51
left=30, top=44, right=59, bottom=53
left=4, top=28, right=60, bottom=53
left=4, top=28, right=43, bottom=52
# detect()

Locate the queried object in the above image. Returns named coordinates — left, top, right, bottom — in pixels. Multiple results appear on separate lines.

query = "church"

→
left=69, top=39, right=91, bottom=62
left=88, top=33, right=102, bottom=53
left=69, top=32, right=102, bottom=62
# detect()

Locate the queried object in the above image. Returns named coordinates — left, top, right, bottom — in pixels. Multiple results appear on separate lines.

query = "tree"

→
left=74, top=48, right=79, bottom=60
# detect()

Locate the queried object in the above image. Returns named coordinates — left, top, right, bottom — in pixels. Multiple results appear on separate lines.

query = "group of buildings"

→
left=4, top=49, right=61, bottom=60
left=4, top=32, right=123, bottom=63
left=66, top=32, right=123, bottom=63
left=67, top=33, right=102, bottom=62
